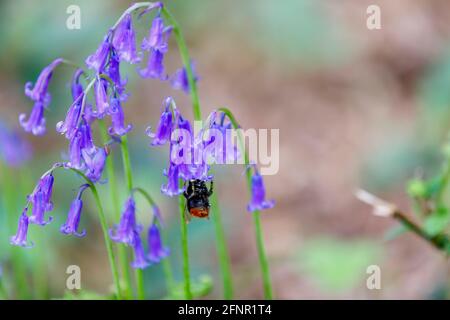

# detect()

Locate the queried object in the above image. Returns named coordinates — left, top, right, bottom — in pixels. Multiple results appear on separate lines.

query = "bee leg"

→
left=183, top=203, right=191, bottom=223
left=208, top=180, right=214, bottom=197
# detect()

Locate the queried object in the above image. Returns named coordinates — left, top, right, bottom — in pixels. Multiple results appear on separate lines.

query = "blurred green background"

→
left=1, top=0, right=450, bottom=299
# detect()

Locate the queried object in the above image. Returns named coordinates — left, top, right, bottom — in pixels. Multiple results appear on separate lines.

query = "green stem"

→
left=98, top=120, right=133, bottom=300
left=120, top=136, right=145, bottom=300
left=218, top=107, right=274, bottom=299
left=66, top=167, right=122, bottom=299
left=1, top=164, right=29, bottom=299
left=179, top=195, right=192, bottom=299
left=210, top=191, right=233, bottom=299
left=162, top=7, right=202, bottom=121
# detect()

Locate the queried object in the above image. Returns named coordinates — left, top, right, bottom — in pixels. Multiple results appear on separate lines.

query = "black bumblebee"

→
left=183, top=179, right=213, bottom=220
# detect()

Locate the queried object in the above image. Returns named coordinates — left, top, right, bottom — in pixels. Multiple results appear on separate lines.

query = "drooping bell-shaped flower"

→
left=247, top=171, right=275, bottom=212
left=29, top=191, right=53, bottom=226
left=110, top=196, right=141, bottom=245
left=131, top=231, right=150, bottom=269
left=19, top=101, right=46, bottom=136
left=94, top=78, right=109, bottom=118
left=108, top=98, right=132, bottom=136
left=67, top=130, right=84, bottom=169
left=10, top=209, right=34, bottom=248
left=83, top=147, right=107, bottom=182
left=56, top=99, right=82, bottom=139
left=170, top=62, right=198, bottom=94
left=38, top=174, right=54, bottom=210
left=161, top=163, right=185, bottom=197
left=107, top=53, right=128, bottom=100
left=147, top=223, right=169, bottom=263
left=139, top=49, right=166, bottom=80
left=25, top=58, right=63, bottom=103
left=85, top=34, right=111, bottom=72
left=60, top=185, right=88, bottom=237
left=147, top=98, right=173, bottom=146
left=112, top=13, right=141, bottom=64
left=71, top=69, right=85, bottom=100
left=142, top=16, right=171, bottom=53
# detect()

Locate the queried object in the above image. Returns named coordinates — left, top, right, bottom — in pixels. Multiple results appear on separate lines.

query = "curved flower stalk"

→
left=16, top=1, right=276, bottom=300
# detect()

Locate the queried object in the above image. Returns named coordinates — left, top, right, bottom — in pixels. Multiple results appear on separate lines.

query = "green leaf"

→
left=424, top=207, right=450, bottom=236
left=297, top=238, right=381, bottom=292
left=164, top=275, right=213, bottom=299
left=407, top=179, right=427, bottom=198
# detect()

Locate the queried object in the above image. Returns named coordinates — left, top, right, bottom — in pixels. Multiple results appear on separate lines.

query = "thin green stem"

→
left=120, top=136, right=145, bottom=300
left=162, top=7, right=201, bottom=121
left=210, top=191, right=233, bottom=299
left=66, top=167, right=122, bottom=299
left=179, top=195, right=192, bottom=299
left=98, top=120, right=133, bottom=300
left=218, top=107, right=274, bottom=299
left=1, top=164, right=29, bottom=299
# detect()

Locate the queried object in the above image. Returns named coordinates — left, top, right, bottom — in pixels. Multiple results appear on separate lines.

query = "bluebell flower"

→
left=83, top=147, right=107, bottom=182
left=131, top=231, right=150, bottom=269
left=0, top=122, right=32, bottom=167
left=107, top=53, right=128, bottom=100
left=60, top=185, right=89, bottom=237
left=147, top=98, right=173, bottom=145
left=56, top=99, right=82, bottom=139
left=139, top=49, right=166, bottom=80
left=25, top=58, right=63, bottom=104
left=68, top=130, right=84, bottom=169
left=247, top=170, right=275, bottom=212
left=94, top=78, right=109, bottom=118
left=38, top=174, right=54, bottom=211
left=19, top=101, right=46, bottom=136
left=10, top=210, right=34, bottom=248
left=170, top=62, right=198, bottom=94
left=85, top=34, right=111, bottom=72
left=110, top=196, right=142, bottom=245
left=112, top=13, right=141, bottom=64
left=141, top=16, right=171, bottom=53
left=147, top=223, right=169, bottom=263
left=29, top=191, right=53, bottom=226
left=161, top=163, right=185, bottom=197
left=71, top=69, right=85, bottom=100
left=108, top=98, right=132, bottom=136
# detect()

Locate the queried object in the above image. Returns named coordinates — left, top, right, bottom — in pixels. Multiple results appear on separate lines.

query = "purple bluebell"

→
left=85, top=34, right=111, bottom=72
left=38, top=174, right=54, bottom=211
left=112, top=13, right=141, bottom=64
left=107, top=53, right=128, bottom=100
left=67, top=130, right=84, bottom=169
left=141, top=16, right=171, bottom=53
left=29, top=191, right=53, bottom=226
left=94, top=78, right=109, bottom=118
left=60, top=185, right=89, bottom=237
left=110, top=196, right=141, bottom=245
left=147, top=98, right=173, bottom=146
left=83, top=147, right=107, bottom=182
left=247, top=171, right=275, bottom=212
left=108, top=98, right=132, bottom=136
left=71, top=69, right=84, bottom=100
left=0, top=122, right=32, bottom=167
left=131, top=231, right=150, bottom=269
left=56, top=99, right=82, bottom=139
left=147, top=223, right=169, bottom=263
left=161, top=163, right=185, bottom=197
left=170, top=62, right=198, bottom=94
left=25, top=58, right=63, bottom=103
left=10, top=210, right=34, bottom=248
left=139, top=49, right=166, bottom=80
left=19, top=101, right=46, bottom=136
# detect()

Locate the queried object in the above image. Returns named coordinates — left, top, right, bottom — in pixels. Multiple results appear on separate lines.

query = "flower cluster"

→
left=0, top=121, right=32, bottom=167
left=110, top=196, right=169, bottom=268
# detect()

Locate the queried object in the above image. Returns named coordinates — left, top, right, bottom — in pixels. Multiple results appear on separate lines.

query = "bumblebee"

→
left=183, top=179, right=213, bottom=220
